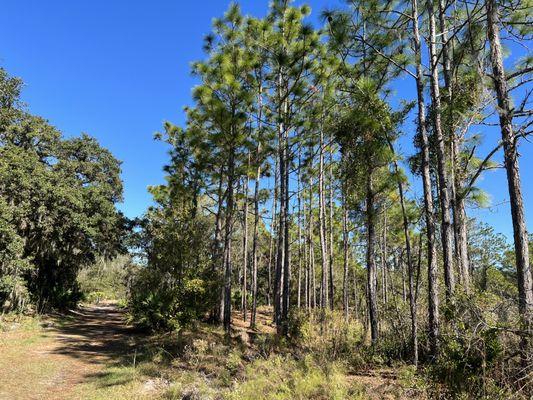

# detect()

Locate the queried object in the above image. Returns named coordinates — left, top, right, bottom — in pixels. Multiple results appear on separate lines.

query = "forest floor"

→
left=0, top=303, right=421, bottom=399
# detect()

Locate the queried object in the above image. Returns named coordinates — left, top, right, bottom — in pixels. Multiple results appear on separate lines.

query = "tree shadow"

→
left=47, top=304, right=148, bottom=388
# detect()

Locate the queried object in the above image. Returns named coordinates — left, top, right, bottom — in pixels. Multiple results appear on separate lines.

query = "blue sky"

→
left=1, top=0, right=531, bottom=240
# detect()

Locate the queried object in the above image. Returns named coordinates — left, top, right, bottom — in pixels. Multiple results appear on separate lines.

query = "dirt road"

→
left=0, top=304, right=141, bottom=400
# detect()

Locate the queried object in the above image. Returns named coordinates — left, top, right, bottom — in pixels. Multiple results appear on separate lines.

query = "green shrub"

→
left=127, top=266, right=217, bottom=332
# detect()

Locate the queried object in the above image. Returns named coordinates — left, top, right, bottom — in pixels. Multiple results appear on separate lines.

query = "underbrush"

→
left=423, top=291, right=531, bottom=399
left=0, top=312, right=42, bottom=333
left=150, top=311, right=413, bottom=399
left=156, top=332, right=367, bottom=399
left=77, top=255, right=135, bottom=304
left=225, top=355, right=364, bottom=400
left=292, top=309, right=368, bottom=369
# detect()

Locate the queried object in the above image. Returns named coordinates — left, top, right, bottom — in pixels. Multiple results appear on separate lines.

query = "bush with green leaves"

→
left=127, top=183, right=219, bottom=331
left=128, top=266, right=215, bottom=331
left=0, top=198, right=32, bottom=312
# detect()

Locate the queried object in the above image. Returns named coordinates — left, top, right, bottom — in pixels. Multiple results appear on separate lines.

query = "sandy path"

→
left=0, top=303, right=140, bottom=400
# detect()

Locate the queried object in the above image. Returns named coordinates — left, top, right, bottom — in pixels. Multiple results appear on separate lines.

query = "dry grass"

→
left=0, top=305, right=426, bottom=400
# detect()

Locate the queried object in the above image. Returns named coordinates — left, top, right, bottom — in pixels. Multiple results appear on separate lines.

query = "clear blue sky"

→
left=1, top=0, right=531, bottom=240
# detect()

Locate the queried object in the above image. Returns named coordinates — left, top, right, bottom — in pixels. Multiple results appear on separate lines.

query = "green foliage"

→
left=0, top=198, right=32, bottom=312
left=127, top=125, right=219, bottom=331
left=0, top=67, right=126, bottom=311
left=77, top=255, right=134, bottom=302
left=127, top=205, right=217, bottom=331
left=330, top=78, right=399, bottom=209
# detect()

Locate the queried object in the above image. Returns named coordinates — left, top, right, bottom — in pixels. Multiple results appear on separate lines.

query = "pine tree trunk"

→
left=212, top=174, right=225, bottom=323
left=412, top=0, right=440, bottom=356
left=241, top=154, right=250, bottom=321
left=388, top=138, right=418, bottom=365
left=303, top=186, right=309, bottom=310
left=400, top=253, right=407, bottom=303
left=274, top=73, right=285, bottom=328
left=223, top=149, right=236, bottom=333
left=439, top=0, right=471, bottom=292
left=250, top=146, right=261, bottom=328
left=486, top=0, right=533, bottom=358
left=398, top=166, right=418, bottom=366
left=275, top=122, right=285, bottom=329
left=455, top=194, right=470, bottom=289
left=366, top=171, right=379, bottom=345
left=353, top=263, right=359, bottom=321
left=281, top=109, right=291, bottom=335
left=342, top=195, right=349, bottom=320
left=267, top=156, right=279, bottom=308
left=382, top=215, right=388, bottom=305
left=308, top=176, right=316, bottom=309
left=250, top=84, right=263, bottom=328
left=427, top=0, right=456, bottom=299
left=328, top=142, right=335, bottom=310
left=297, top=148, right=303, bottom=308
left=319, top=127, right=328, bottom=309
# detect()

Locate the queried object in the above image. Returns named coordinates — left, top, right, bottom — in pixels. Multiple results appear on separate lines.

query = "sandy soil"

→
left=0, top=303, right=141, bottom=400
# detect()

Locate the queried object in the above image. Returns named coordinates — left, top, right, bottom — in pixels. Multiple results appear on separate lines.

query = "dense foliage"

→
left=0, top=68, right=126, bottom=311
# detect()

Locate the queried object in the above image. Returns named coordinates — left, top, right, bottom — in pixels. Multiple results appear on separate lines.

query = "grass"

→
left=0, top=315, right=62, bottom=399
left=0, top=307, right=423, bottom=400
left=225, top=355, right=365, bottom=400
left=71, top=365, right=151, bottom=400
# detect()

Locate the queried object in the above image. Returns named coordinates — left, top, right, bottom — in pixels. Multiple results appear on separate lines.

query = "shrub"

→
left=128, top=266, right=217, bottom=332
left=426, top=291, right=525, bottom=399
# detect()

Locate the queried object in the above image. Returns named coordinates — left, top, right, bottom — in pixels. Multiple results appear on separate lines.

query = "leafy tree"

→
left=0, top=67, right=126, bottom=310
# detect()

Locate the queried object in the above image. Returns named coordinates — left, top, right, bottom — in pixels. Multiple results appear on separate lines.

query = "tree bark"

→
left=281, top=111, right=291, bottom=335
left=427, top=0, right=456, bottom=299
left=486, top=0, right=533, bottom=356
left=297, top=148, right=303, bottom=308
left=223, top=149, right=236, bottom=333
left=342, top=193, right=350, bottom=320
left=381, top=214, right=389, bottom=305
left=455, top=193, right=470, bottom=289
left=328, top=141, right=335, bottom=310
left=308, top=175, right=316, bottom=309
left=274, top=120, right=285, bottom=329
left=250, top=160, right=260, bottom=328
left=402, top=202, right=417, bottom=364
left=266, top=156, right=279, bottom=308
left=241, top=154, right=250, bottom=321
left=319, top=127, right=329, bottom=309
left=212, top=173, right=225, bottom=323
left=412, top=0, right=440, bottom=356
left=366, top=171, right=379, bottom=345
left=250, top=86, right=263, bottom=328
